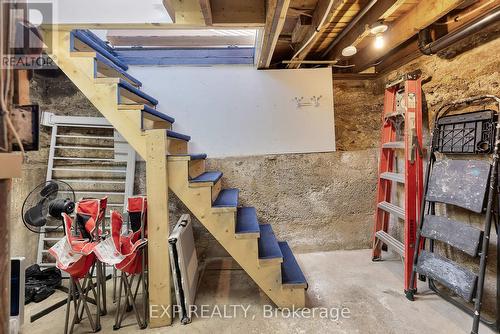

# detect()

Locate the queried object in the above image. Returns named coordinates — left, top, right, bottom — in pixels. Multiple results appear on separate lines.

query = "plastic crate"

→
left=434, top=109, right=497, bottom=154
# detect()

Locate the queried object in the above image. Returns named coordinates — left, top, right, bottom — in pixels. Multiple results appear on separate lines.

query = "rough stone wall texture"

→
left=135, top=151, right=378, bottom=260
left=332, top=79, right=383, bottom=151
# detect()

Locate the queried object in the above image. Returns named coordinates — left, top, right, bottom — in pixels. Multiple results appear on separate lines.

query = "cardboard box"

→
left=0, top=153, right=23, bottom=179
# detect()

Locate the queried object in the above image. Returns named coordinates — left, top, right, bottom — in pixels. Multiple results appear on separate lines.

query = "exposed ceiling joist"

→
left=210, top=0, right=266, bottom=26
left=291, top=15, right=313, bottom=44
left=107, top=30, right=256, bottom=48
left=323, top=0, right=406, bottom=60
left=349, top=0, right=466, bottom=72
left=287, top=0, right=345, bottom=69
left=199, top=0, right=213, bottom=25
left=257, top=0, right=291, bottom=68
left=379, top=0, right=407, bottom=20
left=162, top=0, right=176, bottom=23
left=167, top=0, right=266, bottom=27
left=168, top=0, right=205, bottom=26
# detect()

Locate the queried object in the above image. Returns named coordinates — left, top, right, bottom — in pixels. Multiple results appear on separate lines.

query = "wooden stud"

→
left=15, top=70, right=31, bottom=105
left=163, top=0, right=176, bottom=23
left=145, top=130, right=172, bottom=328
left=257, top=0, right=291, bottom=68
left=199, top=0, right=213, bottom=25
left=44, top=22, right=265, bottom=30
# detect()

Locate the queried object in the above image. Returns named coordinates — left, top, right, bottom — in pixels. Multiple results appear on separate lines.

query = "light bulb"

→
left=374, top=34, right=384, bottom=49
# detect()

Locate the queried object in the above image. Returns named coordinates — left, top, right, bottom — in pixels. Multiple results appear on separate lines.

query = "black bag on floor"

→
left=24, top=264, right=62, bottom=304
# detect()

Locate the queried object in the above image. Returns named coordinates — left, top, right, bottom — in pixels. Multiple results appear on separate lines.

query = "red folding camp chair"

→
left=111, top=196, right=148, bottom=330
left=49, top=197, right=108, bottom=334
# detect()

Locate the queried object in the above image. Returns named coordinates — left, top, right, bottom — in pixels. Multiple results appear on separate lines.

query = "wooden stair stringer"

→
left=168, top=159, right=306, bottom=308
left=45, top=29, right=147, bottom=158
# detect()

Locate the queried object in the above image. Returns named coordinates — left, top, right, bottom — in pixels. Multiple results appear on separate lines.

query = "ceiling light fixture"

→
left=370, top=20, right=388, bottom=35
left=341, top=45, right=357, bottom=57
left=370, top=21, right=388, bottom=49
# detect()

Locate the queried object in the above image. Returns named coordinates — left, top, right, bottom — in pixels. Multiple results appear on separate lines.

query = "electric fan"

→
left=21, top=180, right=76, bottom=233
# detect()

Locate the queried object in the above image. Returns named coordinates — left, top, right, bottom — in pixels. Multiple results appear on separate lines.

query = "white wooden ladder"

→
left=36, top=112, right=136, bottom=267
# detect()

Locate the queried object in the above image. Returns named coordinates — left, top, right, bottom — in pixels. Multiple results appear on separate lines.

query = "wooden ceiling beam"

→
left=107, top=34, right=255, bottom=48
left=199, top=0, right=213, bottom=26
left=257, top=0, right=291, bottom=68
left=349, top=0, right=466, bottom=72
left=287, top=0, right=346, bottom=69
left=291, top=15, right=313, bottom=44
left=162, top=0, right=176, bottom=22
left=210, top=0, right=266, bottom=26
left=166, top=0, right=266, bottom=26
left=169, top=0, right=205, bottom=26
left=323, top=0, right=404, bottom=60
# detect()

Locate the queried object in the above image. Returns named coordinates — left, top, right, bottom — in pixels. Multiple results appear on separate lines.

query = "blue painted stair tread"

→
left=72, top=30, right=128, bottom=71
left=236, top=207, right=260, bottom=234
left=189, top=154, right=207, bottom=160
left=79, top=30, right=116, bottom=55
left=118, top=79, right=159, bottom=106
left=279, top=241, right=307, bottom=287
left=258, top=224, right=283, bottom=260
left=213, top=188, right=239, bottom=207
left=190, top=171, right=223, bottom=184
left=95, top=53, right=142, bottom=87
left=167, top=130, right=191, bottom=142
left=142, top=105, right=175, bottom=124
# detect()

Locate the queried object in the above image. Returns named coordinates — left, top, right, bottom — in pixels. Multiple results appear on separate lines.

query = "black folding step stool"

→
left=406, top=95, right=500, bottom=334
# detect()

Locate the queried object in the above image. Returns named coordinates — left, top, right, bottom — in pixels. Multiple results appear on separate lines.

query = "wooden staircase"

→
left=44, top=28, right=307, bottom=326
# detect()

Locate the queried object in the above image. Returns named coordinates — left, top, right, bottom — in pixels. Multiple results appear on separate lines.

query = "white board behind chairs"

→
left=126, top=66, right=336, bottom=157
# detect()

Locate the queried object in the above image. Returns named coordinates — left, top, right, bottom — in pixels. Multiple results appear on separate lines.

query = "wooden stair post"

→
left=145, top=129, right=171, bottom=327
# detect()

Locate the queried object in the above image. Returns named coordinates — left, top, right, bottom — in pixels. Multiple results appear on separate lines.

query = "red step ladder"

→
left=372, top=72, right=424, bottom=292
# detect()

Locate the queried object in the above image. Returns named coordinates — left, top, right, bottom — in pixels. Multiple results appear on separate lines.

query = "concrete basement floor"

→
left=23, top=249, right=496, bottom=334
